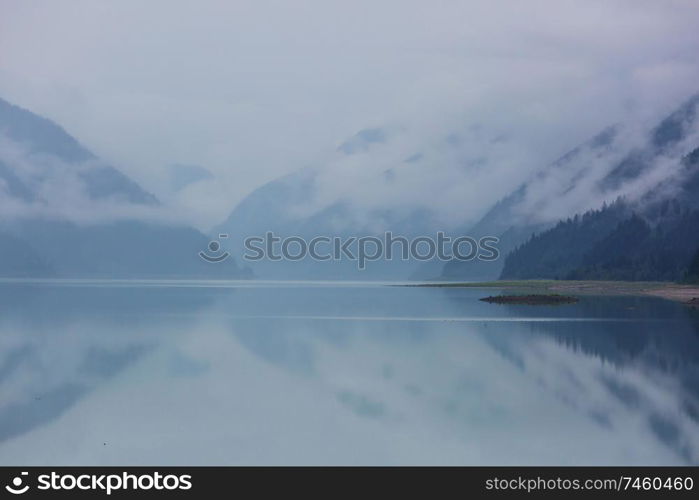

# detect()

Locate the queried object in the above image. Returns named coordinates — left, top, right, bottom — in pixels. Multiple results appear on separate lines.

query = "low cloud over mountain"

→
left=0, top=98, right=247, bottom=278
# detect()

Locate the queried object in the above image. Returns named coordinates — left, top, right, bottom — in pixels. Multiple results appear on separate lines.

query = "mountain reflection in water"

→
left=0, top=281, right=697, bottom=465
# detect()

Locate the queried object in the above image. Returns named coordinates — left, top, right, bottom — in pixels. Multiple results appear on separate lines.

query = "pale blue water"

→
left=0, top=280, right=697, bottom=465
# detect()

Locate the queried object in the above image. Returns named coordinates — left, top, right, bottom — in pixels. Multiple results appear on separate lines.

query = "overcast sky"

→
left=1, top=0, right=699, bottom=228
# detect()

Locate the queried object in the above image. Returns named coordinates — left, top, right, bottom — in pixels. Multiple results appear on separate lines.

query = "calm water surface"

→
left=0, top=281, right=698, bottom=465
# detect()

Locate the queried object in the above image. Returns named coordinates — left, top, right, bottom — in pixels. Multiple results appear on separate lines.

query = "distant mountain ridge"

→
left=215, top=129, right=445, bottom=279
left=442, top=93, right=699, bottom=281
left=216, top=94, right=699, bottom=281
left=0, top=97, right=157, bottom=205
left=0, top=97, right=247, bottom=278
left=500, top=123, right=699, bottom=281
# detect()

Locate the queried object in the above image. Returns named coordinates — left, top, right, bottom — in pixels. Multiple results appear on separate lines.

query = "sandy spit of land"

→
left=412, top=280, right=699, bottom=306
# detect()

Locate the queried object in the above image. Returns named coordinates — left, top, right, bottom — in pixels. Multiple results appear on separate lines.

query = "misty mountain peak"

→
left=652, top=93, right=699, bottom=150
left=337, top=128, right=387, bottom=155
left=0, top=96, right=157, bottom=211
left=0, top=97, right=93, bottom=163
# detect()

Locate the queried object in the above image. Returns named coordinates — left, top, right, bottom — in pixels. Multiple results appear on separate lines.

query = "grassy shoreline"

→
left=410, top=280, right=699, bottom=305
